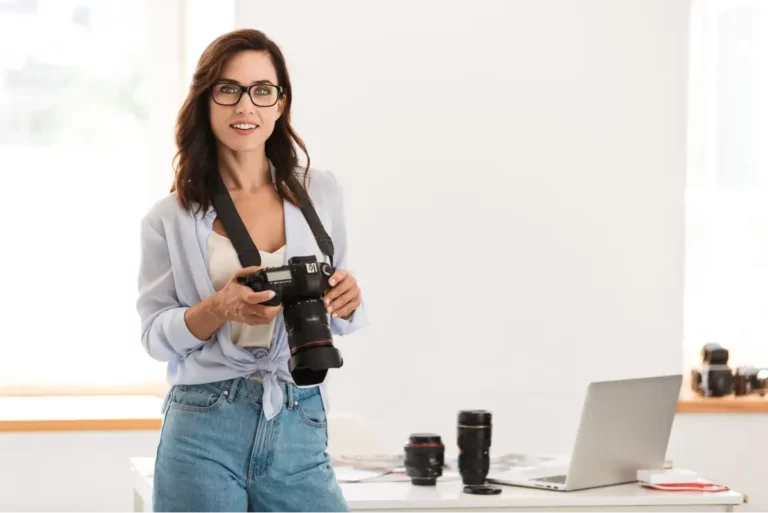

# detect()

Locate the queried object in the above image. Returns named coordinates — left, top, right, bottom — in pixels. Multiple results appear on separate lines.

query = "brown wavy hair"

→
left=171, top=29, right=309, bottom=213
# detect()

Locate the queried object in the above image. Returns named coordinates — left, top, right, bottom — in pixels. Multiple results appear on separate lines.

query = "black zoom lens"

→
left=457, top=410, right=492, bottom=486
left=404, top=433, right=445, bottom=486
left=284, top=298, right=343, bottom=386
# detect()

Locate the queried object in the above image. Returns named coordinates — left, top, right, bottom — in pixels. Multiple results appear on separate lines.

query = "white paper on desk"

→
left=334, top=466, right=461, bottom=484
left=331, top=453, right=559, bottom=483
left=333, top=467, right=407, bottom=483
left=489, top=453, right=566, bottom=472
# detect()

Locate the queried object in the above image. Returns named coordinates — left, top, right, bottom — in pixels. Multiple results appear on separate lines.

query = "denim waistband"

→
left=207, top=377, right=319, bottom=408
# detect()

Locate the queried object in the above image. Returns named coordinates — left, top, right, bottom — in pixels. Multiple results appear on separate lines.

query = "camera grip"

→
left=236, top=276, right=283, bottom=307
left=260, top=294, right=282, bottom=307
left=237, top=276, right=254, bottom=287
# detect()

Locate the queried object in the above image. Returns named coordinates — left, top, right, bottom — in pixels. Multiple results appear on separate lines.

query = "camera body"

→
left=237, top=255, right=343, bottom=385
left=691, top=343, right=733, bottom=397
left=238, top=255, right=334, bottom=307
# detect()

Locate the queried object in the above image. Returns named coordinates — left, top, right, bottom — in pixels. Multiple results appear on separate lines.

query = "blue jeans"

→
left=152, top=378, right=349, bottom=512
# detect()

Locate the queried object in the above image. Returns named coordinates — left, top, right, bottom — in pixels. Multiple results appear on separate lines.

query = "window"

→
left=684, top=0, right=768, bottom=372
left=0, top=0, right=233, bottom=394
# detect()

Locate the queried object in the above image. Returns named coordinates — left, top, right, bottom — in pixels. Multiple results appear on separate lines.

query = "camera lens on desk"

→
left=457, top=410, right=492, bottom=486
left=404, top=433, right=445, bottom=486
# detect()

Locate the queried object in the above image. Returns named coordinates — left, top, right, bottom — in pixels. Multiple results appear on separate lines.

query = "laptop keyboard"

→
left=535, top=475, right=567, bottom=484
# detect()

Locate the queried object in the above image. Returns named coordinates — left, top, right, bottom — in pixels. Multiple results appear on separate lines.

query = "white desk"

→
left=130, top=457, right=744, bottom=512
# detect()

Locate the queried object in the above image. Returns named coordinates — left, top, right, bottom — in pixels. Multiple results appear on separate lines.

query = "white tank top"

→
left=207, top=230, right=286, bottom=349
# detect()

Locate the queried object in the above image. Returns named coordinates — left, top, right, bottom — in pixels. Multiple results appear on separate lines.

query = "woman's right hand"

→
left=212, top=266, right=282, bottom=325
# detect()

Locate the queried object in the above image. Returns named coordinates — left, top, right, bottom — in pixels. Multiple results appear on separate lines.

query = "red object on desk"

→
left=642, top=482, right=730, bottom=493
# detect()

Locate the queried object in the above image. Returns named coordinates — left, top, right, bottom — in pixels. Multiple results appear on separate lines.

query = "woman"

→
left=137, top=29, right=368, bottom=512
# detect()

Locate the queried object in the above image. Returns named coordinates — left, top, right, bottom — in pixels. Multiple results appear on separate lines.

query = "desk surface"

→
left=130, top=457, right=744, bottom=511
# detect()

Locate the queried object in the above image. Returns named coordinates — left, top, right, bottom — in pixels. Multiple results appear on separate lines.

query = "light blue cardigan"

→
left=136, top=164, right=369, bottom=419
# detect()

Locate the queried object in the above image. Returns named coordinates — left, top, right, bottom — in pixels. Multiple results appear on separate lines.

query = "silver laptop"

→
left=488, top=374, right=682, bottom=491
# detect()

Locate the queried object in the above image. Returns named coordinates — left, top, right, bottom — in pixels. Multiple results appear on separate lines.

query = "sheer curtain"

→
left=0, top=0, right=233, bottom=392
left=684, top=0, right=768, bottom=372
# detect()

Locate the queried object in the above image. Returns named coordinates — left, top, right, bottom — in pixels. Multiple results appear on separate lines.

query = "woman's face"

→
left=209, top=50, right=284, bottom=154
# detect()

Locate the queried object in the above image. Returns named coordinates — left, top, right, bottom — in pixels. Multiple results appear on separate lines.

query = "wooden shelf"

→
left=677, top=388, right=768, bottom=413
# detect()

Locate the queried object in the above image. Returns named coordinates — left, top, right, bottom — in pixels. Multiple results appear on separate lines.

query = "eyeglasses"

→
left=210, top=82, right=284, bottom=107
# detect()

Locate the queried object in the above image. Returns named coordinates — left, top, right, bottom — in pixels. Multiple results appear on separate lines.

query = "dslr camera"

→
left=691, top=342, right=733, bottom=397
left=237, top=255, right=343, bottom=386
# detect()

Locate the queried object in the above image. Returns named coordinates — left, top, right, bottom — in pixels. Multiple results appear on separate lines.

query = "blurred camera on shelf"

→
left=734, top=366, right=768, bottom=397
left=690, top=343, right=733, bottom=397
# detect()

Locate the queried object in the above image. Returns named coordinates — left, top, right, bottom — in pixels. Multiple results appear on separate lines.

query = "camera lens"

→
left=457, top=410, right=492, bottom=486
left=284, top=298, right=343, bottom=386
left=404, top=433, right=445, bottom=486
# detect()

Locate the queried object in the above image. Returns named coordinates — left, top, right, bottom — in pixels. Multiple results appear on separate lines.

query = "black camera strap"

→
left=284, top=174, right=335, bottom=266
left=211, top=171, right=334, bottom=268
left=211, top=172, right=262, bottom=267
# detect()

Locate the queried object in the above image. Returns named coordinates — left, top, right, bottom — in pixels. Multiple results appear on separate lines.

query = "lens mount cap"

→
left=463, top=484, right=502, bottom=495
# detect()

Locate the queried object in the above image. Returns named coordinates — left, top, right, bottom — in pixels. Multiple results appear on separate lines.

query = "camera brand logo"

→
left=305, top=263, right=318, bottom=273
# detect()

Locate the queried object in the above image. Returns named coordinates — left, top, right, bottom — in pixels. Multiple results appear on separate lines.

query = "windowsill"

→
left=0, top=395, right=163, bottom=432
left=2, top=387, right=765, bottom=433
left=677, top=388, right=768, bottom=413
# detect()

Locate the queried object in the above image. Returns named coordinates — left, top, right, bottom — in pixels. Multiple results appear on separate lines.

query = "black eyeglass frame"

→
left=210, top=82, right=285, bottom=107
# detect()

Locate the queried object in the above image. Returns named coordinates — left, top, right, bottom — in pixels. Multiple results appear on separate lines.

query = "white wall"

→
left=234, top=0, right=688, bottom=456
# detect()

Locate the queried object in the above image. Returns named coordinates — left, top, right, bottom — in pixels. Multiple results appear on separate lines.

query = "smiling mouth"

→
left=230, top=123, right=259, bottom=131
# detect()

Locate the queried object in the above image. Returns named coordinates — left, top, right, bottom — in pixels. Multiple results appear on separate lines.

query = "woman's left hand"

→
left=324, top=269, right=361, bottom=320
